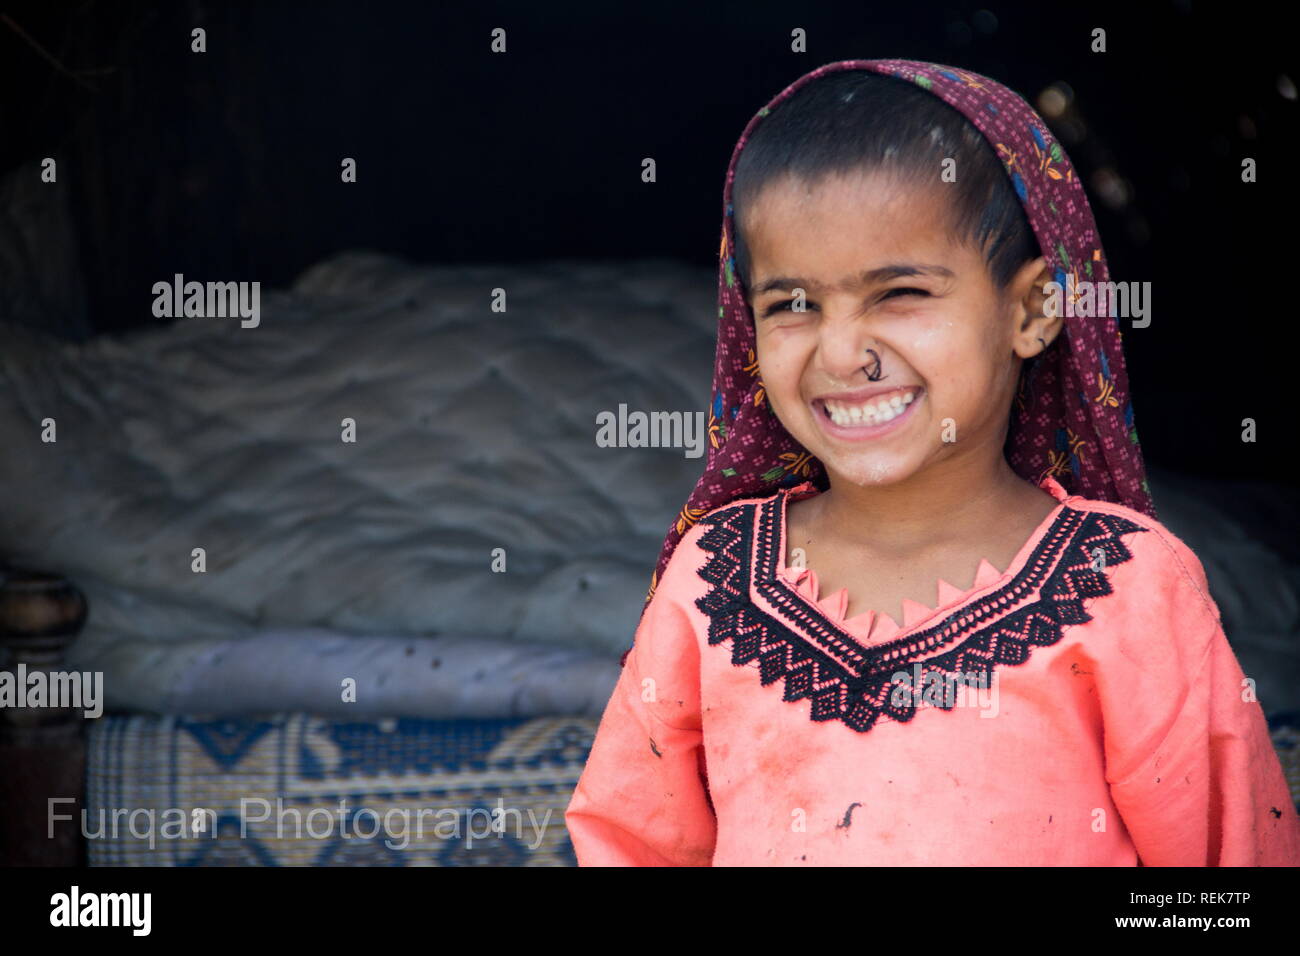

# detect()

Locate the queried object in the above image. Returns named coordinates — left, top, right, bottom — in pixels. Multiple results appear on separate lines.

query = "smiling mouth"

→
left=814, top=386, right=923, bottom=428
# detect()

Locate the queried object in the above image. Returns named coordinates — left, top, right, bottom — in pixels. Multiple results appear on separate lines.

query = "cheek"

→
left=903, top=314, right=1003, bottom=405
left=903, top=316, right=953, bottom=357
left=899, top=315, right=972, bottom=381
left=755, top=327, right=808, bottom=392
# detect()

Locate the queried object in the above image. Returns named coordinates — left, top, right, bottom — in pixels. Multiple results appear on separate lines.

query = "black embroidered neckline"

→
left=694, top=486, right=1147, bottom=733
left=765, top=482, right=1069, bottom=656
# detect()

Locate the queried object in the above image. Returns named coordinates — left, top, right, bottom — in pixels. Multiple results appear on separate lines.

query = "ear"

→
left=1007, top=255, right=1063, bottom=360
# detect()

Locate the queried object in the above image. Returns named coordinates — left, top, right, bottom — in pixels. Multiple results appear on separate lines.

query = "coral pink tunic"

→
left=565, top=475, right=1300, bottom=866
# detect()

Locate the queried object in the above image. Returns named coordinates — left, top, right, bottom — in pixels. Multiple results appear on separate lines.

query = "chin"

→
left=826, top=455, right=912, bottom=488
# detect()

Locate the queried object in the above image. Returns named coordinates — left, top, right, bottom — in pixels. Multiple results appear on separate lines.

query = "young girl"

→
left=564, top=59, right=1300, bottom=866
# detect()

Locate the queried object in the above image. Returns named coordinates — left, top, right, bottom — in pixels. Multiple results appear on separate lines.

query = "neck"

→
left=813, top=451, right=1033, bottom=560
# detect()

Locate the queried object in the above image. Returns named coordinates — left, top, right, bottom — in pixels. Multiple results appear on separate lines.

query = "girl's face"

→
left=742, top=169, right=1050, bottom=489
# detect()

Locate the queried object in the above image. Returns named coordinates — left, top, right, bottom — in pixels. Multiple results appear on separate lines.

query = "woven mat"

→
left=85, top=714, right=596, bottom=865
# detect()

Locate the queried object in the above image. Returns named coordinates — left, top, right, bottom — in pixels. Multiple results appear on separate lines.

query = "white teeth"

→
left=823, top=390, right=917, bottom=427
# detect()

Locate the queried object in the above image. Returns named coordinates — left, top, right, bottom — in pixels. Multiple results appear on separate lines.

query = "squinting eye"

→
left=882, top=287, right=930, bottom=300
left=761, top=300, right=815, bottom=318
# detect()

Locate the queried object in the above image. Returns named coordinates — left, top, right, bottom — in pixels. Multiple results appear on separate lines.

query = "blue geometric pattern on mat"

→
left=435, top=808, right=532, bottom=867
left=179, top=718, right=278, bottom=770
left=314, top=831, right=406, bottom=867
left=527, top=722, right=597, bottom=768
left=179, top=815, right=281, bottom=867
left=309, top=718, right=519, bottom=778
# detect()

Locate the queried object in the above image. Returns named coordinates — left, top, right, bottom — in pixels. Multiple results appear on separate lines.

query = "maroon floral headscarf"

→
left=625, top=58, right=1155, bottom=665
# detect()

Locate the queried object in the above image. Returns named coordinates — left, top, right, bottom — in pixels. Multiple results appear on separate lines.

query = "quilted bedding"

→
left=1, top=251, right=1297, bottom=716
left=0, top=252, right=716, bottom=715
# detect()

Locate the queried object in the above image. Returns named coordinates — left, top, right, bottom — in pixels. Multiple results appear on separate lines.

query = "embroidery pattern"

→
left=694, top=489, right=1147, bottom=733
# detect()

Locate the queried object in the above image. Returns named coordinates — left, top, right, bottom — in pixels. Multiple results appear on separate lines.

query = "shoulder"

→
left=662, top=484, right=789, bottom=555
left=1063, top=493, right=1218, bottom=621
left=652, top=484, right=791, bottom=590
left=703, top=483, right=789, bottom=517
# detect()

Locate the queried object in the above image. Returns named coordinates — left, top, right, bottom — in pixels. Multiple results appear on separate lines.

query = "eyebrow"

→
left=751, top=264, right=956, bottom=296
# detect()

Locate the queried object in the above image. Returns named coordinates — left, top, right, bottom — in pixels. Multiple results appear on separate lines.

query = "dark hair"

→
left=731, top=70, right=1040, bottom=294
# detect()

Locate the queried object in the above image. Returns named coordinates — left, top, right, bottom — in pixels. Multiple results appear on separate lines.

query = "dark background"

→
left=1, top=0, right=1294, bottom=483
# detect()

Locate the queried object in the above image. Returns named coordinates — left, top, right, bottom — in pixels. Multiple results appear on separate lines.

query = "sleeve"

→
left=564, top=533, right=718, bottom=867
left=1101, top=530, right=1300, bottom=866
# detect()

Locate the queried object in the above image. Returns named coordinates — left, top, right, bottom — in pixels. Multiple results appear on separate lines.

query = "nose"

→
left=815, top=309, right=887, bottom=383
